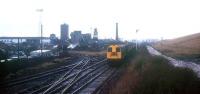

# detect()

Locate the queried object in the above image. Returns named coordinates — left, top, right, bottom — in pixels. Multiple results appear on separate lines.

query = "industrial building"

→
left=70, top=31, right=82, bottom=44
left=50, top=34, right=58, bottom=45
left=70, top=31, right=93, bottom=44
left=60, top=23, right=69, bottom=42
left=82, top=33, right=91, bottom=42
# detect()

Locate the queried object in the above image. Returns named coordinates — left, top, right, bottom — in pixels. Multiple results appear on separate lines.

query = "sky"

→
left=0, top=0, right=200, bottom=40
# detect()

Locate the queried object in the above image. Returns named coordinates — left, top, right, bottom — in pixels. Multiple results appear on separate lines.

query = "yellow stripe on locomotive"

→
left=106, top=45, right=123, bottom=61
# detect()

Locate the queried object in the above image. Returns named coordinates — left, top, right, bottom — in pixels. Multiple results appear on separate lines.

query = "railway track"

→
left=0, top=57, right=85, bottom=93
left=0, top=57, right=78, bottom=88
left=1, top=56, right=117, bottom=94
left=34, top=58, right=108, bottom=94
left=16, top=58, right=90, bottom=94
left=0, top=64, right=76, bottom=88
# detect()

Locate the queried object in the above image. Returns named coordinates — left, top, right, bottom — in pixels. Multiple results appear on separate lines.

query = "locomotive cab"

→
left=107, top=45, right=122, bottom=62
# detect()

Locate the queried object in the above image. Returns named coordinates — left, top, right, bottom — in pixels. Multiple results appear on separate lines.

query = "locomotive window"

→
left=116, top=48, right=120, bottom=52
left=108, top=47, right=112, bottom=52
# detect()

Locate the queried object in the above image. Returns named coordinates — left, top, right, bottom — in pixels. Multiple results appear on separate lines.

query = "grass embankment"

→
left=153, top=33, right=200, bottom=61
left=110, top=46, right=200, bottom=94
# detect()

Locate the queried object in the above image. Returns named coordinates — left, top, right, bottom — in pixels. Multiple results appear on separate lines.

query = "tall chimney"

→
left=116, top=23, right=119, bottom=41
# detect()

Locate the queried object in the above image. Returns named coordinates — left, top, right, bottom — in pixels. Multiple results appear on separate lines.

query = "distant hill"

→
left=153, top=33, right=200, bottom=60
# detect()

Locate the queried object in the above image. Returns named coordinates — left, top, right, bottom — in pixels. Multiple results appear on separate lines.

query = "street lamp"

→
left=36, top=9, right=43, bottom=56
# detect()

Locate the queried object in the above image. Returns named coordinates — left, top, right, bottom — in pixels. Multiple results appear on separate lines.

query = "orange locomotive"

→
left=106, top=44, right=124, bottom=64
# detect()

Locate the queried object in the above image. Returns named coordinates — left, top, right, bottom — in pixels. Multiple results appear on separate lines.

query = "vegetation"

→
left=0, top=57, right=56, bottom=81
left=0, top=48, right=8, bottom=61
left=122, top=45, right=138, bottom=65
left=153, top=33, right=200, bottom=62
left=0, top=42, right=10, bottom=60
left=110, top=45, right=200, bottom=94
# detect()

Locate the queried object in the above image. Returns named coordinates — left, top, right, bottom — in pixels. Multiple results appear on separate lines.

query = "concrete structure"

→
left=60, top=23, right=69, bottom=42
left=93, top=28, right=98, bottom=40
left=70, top=31, right=82, bottom=44
left=0, top=37, right=49, bottom=39
left=0, top=37, right=49, bottom=44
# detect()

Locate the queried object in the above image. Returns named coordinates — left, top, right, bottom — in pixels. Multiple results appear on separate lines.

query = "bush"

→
left=0, top=57, right=55, bottom=80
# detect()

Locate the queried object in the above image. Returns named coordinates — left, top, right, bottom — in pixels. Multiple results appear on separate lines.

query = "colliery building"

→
left=60, top=23, right=69, bottom=42
left=70, top=31, right=92, bottom=44
left=70, top=31, right=82, bottom=44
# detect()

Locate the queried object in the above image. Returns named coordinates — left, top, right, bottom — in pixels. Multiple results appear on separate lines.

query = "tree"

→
left=0, top=42, right=9, bottom=61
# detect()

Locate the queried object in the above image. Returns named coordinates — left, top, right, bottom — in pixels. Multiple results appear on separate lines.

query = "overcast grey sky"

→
left=0, top=0, right=200, bottom=40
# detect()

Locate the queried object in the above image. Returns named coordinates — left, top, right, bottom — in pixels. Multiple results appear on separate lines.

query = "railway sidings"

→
left=0, top=56, right=119, bottom=94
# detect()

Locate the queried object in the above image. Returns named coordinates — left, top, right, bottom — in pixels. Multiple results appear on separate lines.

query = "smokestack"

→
left=116, top=23, right=119, bottom=41
left=93, top=28, right=98, bottom=40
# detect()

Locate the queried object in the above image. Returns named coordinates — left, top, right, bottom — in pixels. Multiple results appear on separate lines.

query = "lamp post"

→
left=36, top=9, right=43, bottom=56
